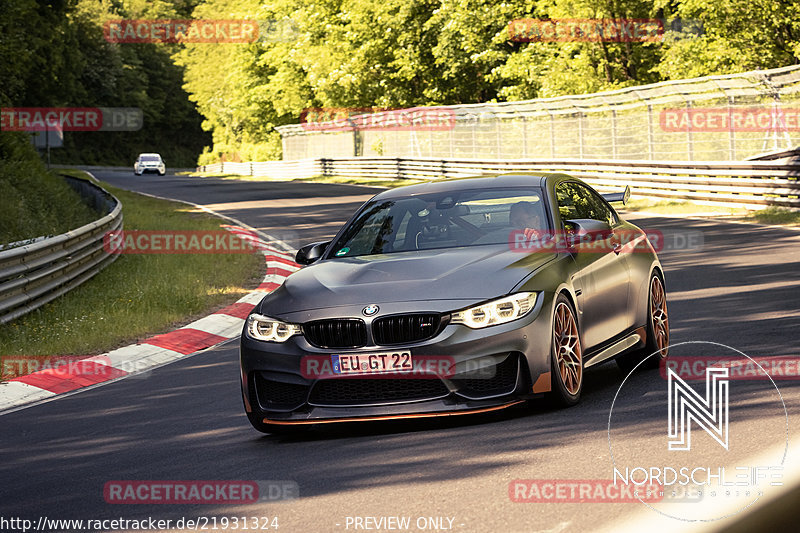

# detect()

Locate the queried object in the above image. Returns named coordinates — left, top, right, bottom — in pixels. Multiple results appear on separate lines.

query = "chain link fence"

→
left=277, top=65, right=800, bottom=162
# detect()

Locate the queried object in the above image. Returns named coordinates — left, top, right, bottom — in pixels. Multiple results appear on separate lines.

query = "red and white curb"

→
left=0, top=224, right=300, bottom=414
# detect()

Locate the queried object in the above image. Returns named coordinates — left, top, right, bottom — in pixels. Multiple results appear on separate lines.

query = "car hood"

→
left=258, top=245, right=556, bottom=314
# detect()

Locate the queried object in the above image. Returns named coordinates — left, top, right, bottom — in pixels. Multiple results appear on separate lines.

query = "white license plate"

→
left=331, top=351, right=412, bottom=375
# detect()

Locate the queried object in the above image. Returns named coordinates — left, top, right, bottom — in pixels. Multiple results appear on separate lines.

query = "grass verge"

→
left=0, top=133, right=98, bottom=244
left=185, top=171, right=424, bottom=189
left=619, top=198, right=750, bottom=216
left=749, top=207, right=800, bottom=226
left=620, top=198, right=800, bottom=226
left=289, top=175, right=424, bottom=188
left=0, top=170, right=264, bottom=361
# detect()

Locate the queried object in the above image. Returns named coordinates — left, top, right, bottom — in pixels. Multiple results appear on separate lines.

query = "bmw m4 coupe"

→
left=240, top=173, right=669, bottom=432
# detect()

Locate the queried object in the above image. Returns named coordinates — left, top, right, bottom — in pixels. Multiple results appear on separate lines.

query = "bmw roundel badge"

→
left=362, top=304, right=380, bottom=316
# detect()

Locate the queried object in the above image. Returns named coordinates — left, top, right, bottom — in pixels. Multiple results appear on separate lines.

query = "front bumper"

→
left=135, top=165, right=165, bottom=174
left=239, top=295, right=555, bottom=424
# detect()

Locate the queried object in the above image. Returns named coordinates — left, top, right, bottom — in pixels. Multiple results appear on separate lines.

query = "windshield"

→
left=328, top=187, right=547, bottom=258
left=140, top=155, right=161, bottom=161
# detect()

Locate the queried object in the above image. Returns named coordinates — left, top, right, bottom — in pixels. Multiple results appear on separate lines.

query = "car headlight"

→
left=245, top=313, right=301, bottom=342
left=451, top=292, right=537, bottom=329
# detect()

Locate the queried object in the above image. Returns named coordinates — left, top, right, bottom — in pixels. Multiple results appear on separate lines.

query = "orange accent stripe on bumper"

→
left=263, top=400, right=525, bottom=425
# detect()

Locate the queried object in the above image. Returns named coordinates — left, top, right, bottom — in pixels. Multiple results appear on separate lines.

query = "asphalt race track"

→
left=1, top=170, right=799, bottom=533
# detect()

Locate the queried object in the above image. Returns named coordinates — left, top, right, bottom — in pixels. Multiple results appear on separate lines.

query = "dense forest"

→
left=1, top=0, right=799, bottom=166
left=1, top=0, right=210, bottom=166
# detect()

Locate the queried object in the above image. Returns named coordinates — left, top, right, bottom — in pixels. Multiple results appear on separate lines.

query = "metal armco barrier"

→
left=197, top=159, right=322, bottom=179
left=198, top=156, right=800, bottom=208
left=0, top=176, right=123, bottom=324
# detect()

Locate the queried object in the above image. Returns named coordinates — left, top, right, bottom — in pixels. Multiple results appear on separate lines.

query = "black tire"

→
left=617, top=271, right=669, bottom=373
left=548, top=293, right=583, bottom=407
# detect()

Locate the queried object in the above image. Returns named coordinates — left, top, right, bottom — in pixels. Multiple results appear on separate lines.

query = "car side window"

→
left=555, top=183, right=580, bottom=221
left=556, top=182, right=615, bottom=226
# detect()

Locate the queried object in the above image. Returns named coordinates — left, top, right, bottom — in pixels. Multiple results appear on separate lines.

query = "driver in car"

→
left=509, top=201, right=543, bottom=240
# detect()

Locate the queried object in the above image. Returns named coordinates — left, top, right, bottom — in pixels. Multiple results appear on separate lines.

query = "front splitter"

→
left=263, top=400, right=526, bottom=425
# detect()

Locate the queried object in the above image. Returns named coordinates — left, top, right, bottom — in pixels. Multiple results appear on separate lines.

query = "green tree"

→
left=173, top=0, right=800, bottom=162
left=655, top=0, right=800, bottom=79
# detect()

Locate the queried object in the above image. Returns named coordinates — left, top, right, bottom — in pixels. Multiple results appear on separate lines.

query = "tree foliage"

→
left=0, top=0, right=210, bottom=166
left=176, top=0, right=800, bottom=161
left=3, top=0, right=798, bottom=164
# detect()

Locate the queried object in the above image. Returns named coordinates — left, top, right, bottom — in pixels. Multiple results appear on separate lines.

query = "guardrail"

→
left=198, top=156, right=800, bottom=208
left=197, top=159, right=322, bottom=179
left=0, top=176, right=123, bottom=325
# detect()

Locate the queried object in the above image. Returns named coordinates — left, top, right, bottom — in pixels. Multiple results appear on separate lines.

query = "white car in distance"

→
left=134, top=153, right=166, bottom=176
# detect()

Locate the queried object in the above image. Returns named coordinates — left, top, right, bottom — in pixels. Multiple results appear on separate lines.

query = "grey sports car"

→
left=239, top=173, right=669, bottom=432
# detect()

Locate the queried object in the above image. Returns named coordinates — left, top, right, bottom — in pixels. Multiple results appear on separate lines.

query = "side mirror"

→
left=295, top=241, right=330, bottom=265
left=564, top=219, right=612, bottom=250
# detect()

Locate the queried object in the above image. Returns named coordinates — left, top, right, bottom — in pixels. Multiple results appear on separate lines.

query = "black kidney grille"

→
left=254, top=373, right=309, bottom=410
left=309, top=377, right=450, bottom=406
left=303, top=319, right=367, bottom=348
left=372, top=314, right=441, bottom=345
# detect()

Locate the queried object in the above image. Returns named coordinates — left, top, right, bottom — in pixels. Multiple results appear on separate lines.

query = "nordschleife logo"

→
left=608, top=341, right=788, bottom=522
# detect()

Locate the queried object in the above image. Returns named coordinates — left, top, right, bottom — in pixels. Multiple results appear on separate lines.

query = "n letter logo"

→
left=668, top=366, right=729, bottom=451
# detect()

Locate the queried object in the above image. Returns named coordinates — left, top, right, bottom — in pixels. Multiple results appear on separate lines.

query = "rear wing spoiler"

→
left=602, top=185, right=631, bottom=205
